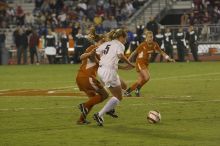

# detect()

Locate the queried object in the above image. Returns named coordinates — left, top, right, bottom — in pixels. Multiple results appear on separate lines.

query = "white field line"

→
left=0, top=86, right=77, bottom=92
left=152, top=72, right=220, bottom=80
left=125, top=72, right=220, bottom=83
left=0, top=99, right=220, bottom=112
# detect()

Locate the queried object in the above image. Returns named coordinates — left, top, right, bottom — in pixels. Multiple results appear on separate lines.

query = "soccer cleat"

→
left=76, top=119, right=91, bottom=125
left=106, top=109, right=118, bottom=118
left=135, top=88, right=140, bottom=97
left=78, top=103, right=88, bottom=119
left=124, top=91, right=132, bottom=97
left=93, top=113, right=104, bottom=126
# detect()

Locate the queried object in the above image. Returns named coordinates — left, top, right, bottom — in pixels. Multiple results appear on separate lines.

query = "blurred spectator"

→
left=86, top=5, right=96, bottom=21
left=151, top=28, right=164, bottom=62
left=146, top=16, right=158, bottom=38
left=175, top=27, right=187, bottom=62
left=164, top=27, right=174, bottom=59
left=14, top=27, right=28, bottom=64
left=16, top=5, right=25, bottom=25
left=59, top=31, right=69, bottom=64
left=201, top=23, right=210, bottom=41
left=95, top=23, right=105, bottom=34
left=93, top=13, right=103, bottom=26
left=25, top=12, right=35, bottom=26
left=45, top=28, right=56, bottom=64
left=72, top=28, right=84, bottom=63
left=6, top=6, right=15, bottom=24
left=0, top=30, right=6, bottom=65
left=124, top=25, right=134, bottom=53
left=186, top=25, right=199, bottom=61
left=202, top=11, right=211, bottom=24
left=57, top=11, right=67, bottom=27
left=109, top=16, right=118, bottom=29
left=29, top=29, right=39, bottom=64
left=79, top=16, right=91, bottom=35
left=128, top=24, right=145, bottom=61
left=71, top=22, right=80, bottom=40
left=35, top=0, right=43, bottom=10
left=180, top=12, right=189, bottom=25
left=102, top=16, right=111, bottom=32
left=189, top=12, right=196, bottom=25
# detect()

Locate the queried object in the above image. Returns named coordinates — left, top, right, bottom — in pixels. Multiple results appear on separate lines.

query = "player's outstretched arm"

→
left=128, top=50, right=137, bottom=62
left=118, top=53, right=135, bottom=69
left=80, top=49, right=96, bottom=60
left=159, top=50, right=175, bottom=62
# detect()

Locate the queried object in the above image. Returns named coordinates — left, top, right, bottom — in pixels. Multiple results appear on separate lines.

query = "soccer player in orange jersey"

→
left=124, top=31, right=175, bottom=97
left=75, top=33, right=110, bottom=124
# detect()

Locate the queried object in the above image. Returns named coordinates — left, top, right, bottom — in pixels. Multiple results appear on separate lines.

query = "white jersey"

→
left=96, top=39, right=125, bottom=87
left=96, top=40, right=125, bottom=70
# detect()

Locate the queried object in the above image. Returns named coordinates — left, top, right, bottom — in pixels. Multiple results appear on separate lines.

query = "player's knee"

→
left=121, top=82, right=127, bottom=90
left=98, top=89, right=109, bottom=101
left=102, top=91, right=109, bottom=100
left=143, top=76, right=150, bottom=82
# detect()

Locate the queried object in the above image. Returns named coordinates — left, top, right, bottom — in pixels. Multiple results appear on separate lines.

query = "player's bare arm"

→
left=158, top=49, right=175, bottom=62
left=118, top=53, right=135, bottom=68
left=128, top=50, right=137, bottom=62
left=80, top=48, right=96, bottom=60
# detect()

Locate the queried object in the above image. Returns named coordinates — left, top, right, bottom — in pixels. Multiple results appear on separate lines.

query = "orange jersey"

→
left=77, top=45, right=99, bottom=78
left=135, top=41, right=161, bottom=71
left=136, top=41, right=161, bottom=65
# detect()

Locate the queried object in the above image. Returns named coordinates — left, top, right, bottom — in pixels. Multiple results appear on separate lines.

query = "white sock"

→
left=98, top=97, right=120, bottom=117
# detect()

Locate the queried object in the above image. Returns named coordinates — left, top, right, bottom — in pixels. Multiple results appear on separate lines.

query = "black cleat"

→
left=124, top=91, right=132, bottom=97
left=93, top=113, right=104, bottom=126
left=135, top=88, right=140, bottom=97
left=76, top=119, right=91, bottom=125
left=106, top=109, right=118, bottom=118
left=78, top=103, right=88, bottom=119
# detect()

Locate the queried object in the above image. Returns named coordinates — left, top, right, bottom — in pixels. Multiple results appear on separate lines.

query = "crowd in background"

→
left=0, top=0, right=220, bottom=65
left=181, top=0, right=220, bottom=25
left=0, top=0, right=146, bottom=31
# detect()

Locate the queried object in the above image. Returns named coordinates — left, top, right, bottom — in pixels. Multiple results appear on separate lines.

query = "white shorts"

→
left=98, top=67, right=121, bottom=88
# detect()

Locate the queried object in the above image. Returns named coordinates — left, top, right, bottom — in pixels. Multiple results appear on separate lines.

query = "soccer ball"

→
left=147, top=110, right=161, bottom=124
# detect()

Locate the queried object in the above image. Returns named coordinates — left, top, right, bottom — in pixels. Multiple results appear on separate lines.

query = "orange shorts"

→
left=76, top=76, right=103, bottom=97
left=136, top=62, right=149, bottom=72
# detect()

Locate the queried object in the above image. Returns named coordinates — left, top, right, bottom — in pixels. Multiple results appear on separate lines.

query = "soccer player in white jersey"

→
left=93, top=29, right=135, bottom=126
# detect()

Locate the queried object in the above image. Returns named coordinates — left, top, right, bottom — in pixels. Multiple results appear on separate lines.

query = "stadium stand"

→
left=0, top=0, right=219, bottom=65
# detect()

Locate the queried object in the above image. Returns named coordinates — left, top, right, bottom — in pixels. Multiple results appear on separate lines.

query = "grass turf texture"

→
left=0, top=62, right=220, bottom=146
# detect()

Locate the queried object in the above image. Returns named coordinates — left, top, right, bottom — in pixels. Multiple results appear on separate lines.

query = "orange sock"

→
left=78, top=114, right=85, bottom=122
left=130, top=82, right=139, bottom=91
left=138, top=80, right=147, bottom=89
left=84, top=95, right=103, bottom=109
left=78, top=95, right=103, bottom=122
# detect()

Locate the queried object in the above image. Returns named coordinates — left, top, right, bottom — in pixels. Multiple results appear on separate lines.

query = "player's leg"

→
left=124, top=73, right=142, bottom=96
left=120, top=77, right=127, bottom=90
left=135, top=69, right=150, bottom=96
left=94, top=85, right=122, bottom=126
left=93, top=72, right=122, bottom=126
left=78, top=78, right=108, bottom=119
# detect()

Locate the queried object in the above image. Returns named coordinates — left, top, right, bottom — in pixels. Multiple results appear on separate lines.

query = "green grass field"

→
left=0, top=62, right=220, bottom=146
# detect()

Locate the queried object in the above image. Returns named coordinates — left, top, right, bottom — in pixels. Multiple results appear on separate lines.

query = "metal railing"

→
left=164, top=24, right=220, bottom=43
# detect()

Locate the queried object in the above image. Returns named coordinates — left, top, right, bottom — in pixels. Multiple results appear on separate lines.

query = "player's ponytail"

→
left=107, top=29, right=117, bottom=40
left=113, top=29, right=127, bottom=39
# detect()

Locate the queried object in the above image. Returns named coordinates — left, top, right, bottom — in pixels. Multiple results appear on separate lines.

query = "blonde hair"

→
left=145, top=30, right=153, bottom=36
left=107, top=29, right=127, bottom=40
left=113, top=29, right=127, bottom=39
left=107, top=29, right=116, bottom=40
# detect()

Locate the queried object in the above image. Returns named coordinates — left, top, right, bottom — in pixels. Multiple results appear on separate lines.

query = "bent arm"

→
left=118, top=53, right=135, bottom=69
left=128, top=50, right=137, bottom=62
